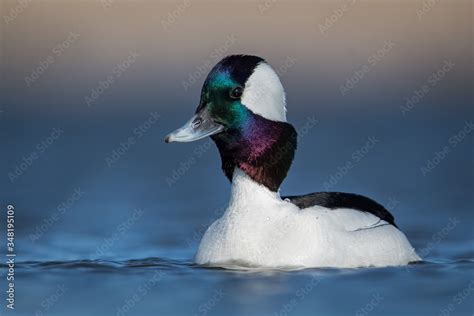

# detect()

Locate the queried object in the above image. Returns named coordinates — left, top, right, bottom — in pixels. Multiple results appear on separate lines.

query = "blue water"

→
left=1, top=106, right=473, bottom=315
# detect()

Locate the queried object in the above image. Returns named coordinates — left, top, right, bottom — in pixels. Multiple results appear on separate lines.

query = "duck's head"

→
left=165, top=55, right=297, bottom=192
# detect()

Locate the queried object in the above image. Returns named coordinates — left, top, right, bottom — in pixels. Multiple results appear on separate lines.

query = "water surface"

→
left=1, top=108, right=473, bottom=315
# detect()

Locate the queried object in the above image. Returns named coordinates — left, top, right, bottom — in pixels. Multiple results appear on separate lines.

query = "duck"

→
left=165, top=55, right=420, bottom=269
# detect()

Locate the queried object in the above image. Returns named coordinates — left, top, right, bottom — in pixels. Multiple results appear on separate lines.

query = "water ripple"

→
left=1, top=258, right=472, bottom=273
left=0, top=257, right=193, bottom=271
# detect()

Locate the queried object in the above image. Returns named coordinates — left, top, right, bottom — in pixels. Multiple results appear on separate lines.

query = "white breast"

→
left=195, top=169, right=420, bottom=269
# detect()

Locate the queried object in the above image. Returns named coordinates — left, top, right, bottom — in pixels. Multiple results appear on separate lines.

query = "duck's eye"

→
left=192, top=117, right=202, bottom=129
left=230, top=87, right=243, bottom=99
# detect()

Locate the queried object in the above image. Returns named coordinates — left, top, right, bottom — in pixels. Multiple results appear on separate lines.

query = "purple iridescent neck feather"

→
left=211, top=109, right=297, bottom=192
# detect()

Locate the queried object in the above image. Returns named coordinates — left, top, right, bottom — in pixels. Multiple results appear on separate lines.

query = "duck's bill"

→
left=165, top=110, right=224, bottom=143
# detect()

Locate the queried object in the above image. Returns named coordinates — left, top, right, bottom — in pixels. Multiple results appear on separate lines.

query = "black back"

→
left=282, top=192, right=398, bottom=227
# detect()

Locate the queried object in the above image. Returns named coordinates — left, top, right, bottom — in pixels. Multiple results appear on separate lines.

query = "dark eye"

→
left=191, top=117, right=202, bottom=129
left=230, top=87, right=243, bottom=99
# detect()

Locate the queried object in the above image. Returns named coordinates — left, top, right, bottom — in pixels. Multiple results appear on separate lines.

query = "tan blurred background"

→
left=0, top=0, right=472, bottom=113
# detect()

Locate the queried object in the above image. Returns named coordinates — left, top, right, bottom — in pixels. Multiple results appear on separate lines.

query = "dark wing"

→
left=282, top=192, right=397, bottom=228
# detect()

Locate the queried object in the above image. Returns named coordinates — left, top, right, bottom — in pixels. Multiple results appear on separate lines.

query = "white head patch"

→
left=241, top=62, right=287, bottom=122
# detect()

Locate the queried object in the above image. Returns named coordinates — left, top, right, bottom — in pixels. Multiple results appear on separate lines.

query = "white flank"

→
left=195, top=168, right=421, bottom=269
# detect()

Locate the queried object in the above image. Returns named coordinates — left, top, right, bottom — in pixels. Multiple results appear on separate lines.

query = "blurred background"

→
left=0, top=1, right=473, bottom=315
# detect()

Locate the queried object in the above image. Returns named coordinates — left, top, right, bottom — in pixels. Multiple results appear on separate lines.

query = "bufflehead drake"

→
left=165, top=55, right=420, bottom=268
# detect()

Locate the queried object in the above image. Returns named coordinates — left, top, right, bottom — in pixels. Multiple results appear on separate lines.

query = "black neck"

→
left=211, top=113, right=297, bottom=192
